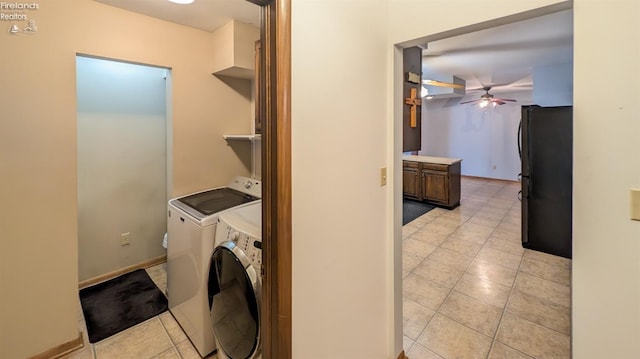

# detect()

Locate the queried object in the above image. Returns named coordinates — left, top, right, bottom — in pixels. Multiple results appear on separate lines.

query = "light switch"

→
left=630, top=188, right=640, bottom=221
left=380, top=167, right=387, bottom=186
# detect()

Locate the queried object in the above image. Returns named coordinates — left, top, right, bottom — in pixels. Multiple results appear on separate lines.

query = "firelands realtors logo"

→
left=1, top=2, right=39, bottom=34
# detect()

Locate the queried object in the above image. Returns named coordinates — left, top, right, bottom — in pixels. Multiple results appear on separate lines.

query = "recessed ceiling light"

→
left=168, top=0, right=194, bottom=4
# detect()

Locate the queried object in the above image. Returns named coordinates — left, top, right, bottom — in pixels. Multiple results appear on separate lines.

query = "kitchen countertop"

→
left=403, top=155, right=462, bottom=165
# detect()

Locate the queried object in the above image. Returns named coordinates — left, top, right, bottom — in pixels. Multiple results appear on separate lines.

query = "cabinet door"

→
left=403, top=162, right=420, bottom=199
left=421, top=169, right=448, bottom=204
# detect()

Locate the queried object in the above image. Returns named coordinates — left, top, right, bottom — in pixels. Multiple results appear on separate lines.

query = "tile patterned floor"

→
left=403, top=177, right=572, bottom=359
left=66, top=177, right=571, bottom=358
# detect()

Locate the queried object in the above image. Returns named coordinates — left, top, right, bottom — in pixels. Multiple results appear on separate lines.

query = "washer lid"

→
left=210, top=242, right=261, bottom=359
left=174, top=188, right=258, bottom=220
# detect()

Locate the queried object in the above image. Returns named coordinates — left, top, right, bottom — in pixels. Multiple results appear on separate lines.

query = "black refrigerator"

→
left=519, top=105, right=573, bottom=259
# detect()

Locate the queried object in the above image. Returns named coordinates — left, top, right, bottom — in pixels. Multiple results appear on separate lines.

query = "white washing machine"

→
left=209, top=201, right=262, bottom=359
left=167, top=176, right=261, bottom=357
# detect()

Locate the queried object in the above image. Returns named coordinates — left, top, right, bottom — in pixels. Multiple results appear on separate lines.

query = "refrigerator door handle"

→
left=517, top=173, right=523, bottom=201
left=517, top=120, right=522, bottom=160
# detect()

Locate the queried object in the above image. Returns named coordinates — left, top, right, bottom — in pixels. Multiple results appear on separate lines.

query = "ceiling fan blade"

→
left=496, top=98, right=517, bottom=102
left=459, top=99, right=482, bottom=104
left=493, top=99, right=507, bottom=105
left=466, top=82, right=528, bottom=92
left=465, top=87, right=491, bottom=92
left=422, top=79, right=465, bottom=90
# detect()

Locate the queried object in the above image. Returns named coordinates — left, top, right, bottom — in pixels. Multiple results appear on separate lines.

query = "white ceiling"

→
left=93, top=1, right=572, bottom=96
left=94, top=0, right=260, bottom=32
left=422, top=10, right=573, bottom=94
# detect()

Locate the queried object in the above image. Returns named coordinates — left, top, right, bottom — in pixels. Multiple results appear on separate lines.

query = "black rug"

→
left=403, top=199, right=436, bottom=225
left=79, top=268, right=168, bottom=343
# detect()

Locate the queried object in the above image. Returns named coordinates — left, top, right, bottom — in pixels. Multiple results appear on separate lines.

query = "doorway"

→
left=397, top=7, right=573, bottom=358
left=76, top=56, right=170, bottom=283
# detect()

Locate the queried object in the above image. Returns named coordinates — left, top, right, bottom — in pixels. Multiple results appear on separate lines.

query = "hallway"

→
left=403, top=177, right=571, bottom=358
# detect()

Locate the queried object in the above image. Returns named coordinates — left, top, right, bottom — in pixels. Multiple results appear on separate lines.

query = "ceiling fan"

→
left=460, top=86, right=517, bottom=107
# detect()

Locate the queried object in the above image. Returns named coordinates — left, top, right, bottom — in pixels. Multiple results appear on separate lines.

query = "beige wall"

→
left=291, top=0, right=391, bottom=357
left=572, top=0, right=640, bottom=356
left=0, top=0, right=251, bottom=357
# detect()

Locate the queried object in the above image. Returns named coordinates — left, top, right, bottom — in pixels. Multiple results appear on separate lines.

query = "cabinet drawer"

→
left=422, top=163, right=449, bottom=172
left=403, top=161, right=419, bottom=169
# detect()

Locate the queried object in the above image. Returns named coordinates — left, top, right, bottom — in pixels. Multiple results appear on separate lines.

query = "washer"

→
left=167, top=176, right=261, bottom=357
left=209, top=201, right=262, bottom=359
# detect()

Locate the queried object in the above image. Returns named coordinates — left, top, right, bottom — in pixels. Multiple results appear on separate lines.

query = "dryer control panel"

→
left=215, top=202, right=262, bottom=271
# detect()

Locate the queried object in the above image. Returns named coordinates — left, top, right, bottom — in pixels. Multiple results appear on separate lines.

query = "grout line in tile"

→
left=404, top=338, right=415, bottom=356
left=488, top=340, right=534, bottom=359
left=517, top=272, right=572, bottom=288
left=486, top=234, right=575, bottom=357
left=434, top=291, right=499, bottom=341
left=504, top=307, right=572, bottom=338
left=158, top=312, right=183, bottom=358
left=520, top=253, right=572, bottom=270
left=485, top=253, right=525, bottom=359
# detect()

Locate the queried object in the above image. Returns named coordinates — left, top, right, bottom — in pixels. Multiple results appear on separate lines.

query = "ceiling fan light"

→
left=491, top=101, right=497, bottom=108
left=479, top=100, right=489, bottom=108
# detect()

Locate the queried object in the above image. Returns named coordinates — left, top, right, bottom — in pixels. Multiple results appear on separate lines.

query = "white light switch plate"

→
left=630, top=189, right=640, bottom=221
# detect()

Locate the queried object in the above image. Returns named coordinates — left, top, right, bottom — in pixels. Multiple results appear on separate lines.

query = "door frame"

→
left=248, top=0, right=292, bottom=358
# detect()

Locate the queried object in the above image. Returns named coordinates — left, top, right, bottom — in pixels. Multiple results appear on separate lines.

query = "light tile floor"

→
left=66, top=177, right=571, bottom=359
left=403, top=177, right=571, bottom=359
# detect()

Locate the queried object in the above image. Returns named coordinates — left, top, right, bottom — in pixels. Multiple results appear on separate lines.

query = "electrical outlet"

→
left=121, top=232, right=131, bottom=246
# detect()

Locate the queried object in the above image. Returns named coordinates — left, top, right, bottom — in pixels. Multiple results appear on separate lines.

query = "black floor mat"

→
left=79, top=269, right=168, bottom=343
left=403, top=199, right=436, bottom=225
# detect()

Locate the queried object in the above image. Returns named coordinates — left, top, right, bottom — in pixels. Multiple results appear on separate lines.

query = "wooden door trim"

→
left=253, top=0, right=292, bottom=358
left=273, top=0, right=292, bottom=356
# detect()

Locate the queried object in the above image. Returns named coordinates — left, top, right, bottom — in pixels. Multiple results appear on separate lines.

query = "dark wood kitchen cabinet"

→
left=421, top=163, right=449, bottom=204
left=403, top=156, right=461, bottom=209
left=402, top=161, right=421, bottom=199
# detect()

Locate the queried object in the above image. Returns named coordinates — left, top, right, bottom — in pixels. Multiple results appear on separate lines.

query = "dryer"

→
left=167, top=176, right=261, bottom=357
left=209, top=201, right=262, bottom=359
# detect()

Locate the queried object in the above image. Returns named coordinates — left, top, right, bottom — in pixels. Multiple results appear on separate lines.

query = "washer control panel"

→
left=227, top=176, right=262, bottom=198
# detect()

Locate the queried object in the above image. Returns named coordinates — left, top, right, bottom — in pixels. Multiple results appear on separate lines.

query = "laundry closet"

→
left=167, top=19, right=265, bottom=359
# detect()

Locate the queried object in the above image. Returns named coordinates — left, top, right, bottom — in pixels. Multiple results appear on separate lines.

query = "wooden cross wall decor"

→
left=405, top=87, right=421, bottom=128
